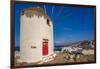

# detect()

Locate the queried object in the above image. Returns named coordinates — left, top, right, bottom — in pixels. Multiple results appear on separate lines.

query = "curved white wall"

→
left=20, top=14, right=54, bottom=63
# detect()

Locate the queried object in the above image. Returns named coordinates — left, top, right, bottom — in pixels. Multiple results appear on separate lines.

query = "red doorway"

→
left=42, top=40, right=48, bottom=56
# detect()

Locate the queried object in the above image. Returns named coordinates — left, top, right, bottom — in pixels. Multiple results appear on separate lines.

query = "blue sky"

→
left=14, top=3, right=95, bottom=46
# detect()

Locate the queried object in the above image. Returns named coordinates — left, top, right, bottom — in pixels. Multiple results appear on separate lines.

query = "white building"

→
left=20, top=7, right=54, bottom=63
left=61, top=47, right=73, bottom=53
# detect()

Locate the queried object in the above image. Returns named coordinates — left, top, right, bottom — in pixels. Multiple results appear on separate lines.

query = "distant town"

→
left=54, top=40, right=95, bottom=53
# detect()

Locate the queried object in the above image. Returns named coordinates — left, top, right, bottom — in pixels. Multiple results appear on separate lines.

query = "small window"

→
left=31, top=45, right=36, bottom=48
left=47, top=19, right=50, bottom=27
left=43, top=39, right=48, bottom=42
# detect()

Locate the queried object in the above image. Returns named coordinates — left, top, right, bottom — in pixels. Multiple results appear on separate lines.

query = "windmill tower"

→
left=20, top=7, right=54, bottom=63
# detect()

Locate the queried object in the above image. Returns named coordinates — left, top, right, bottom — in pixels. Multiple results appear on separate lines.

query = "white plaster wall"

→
left=49, top=21, right=54, bottom=55
left=20, top=14, right=53, bottom=63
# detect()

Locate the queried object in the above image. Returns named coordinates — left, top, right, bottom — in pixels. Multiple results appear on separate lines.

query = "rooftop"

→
left=21, top=7, right=51, bottom=20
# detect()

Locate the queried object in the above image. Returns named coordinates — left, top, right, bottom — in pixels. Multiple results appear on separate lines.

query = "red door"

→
left=42, top=42, right=48, bottom=56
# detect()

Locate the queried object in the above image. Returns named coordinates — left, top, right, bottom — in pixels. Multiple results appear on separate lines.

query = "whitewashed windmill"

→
left=20, top=7, right=54, bottom=63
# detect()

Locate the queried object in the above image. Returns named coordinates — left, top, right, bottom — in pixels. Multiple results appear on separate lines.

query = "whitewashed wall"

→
left=20, top=14, right=54, bottom=63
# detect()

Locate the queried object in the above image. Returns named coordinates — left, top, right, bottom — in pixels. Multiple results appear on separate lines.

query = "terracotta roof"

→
left=21, top=7, right=51, bottom=20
